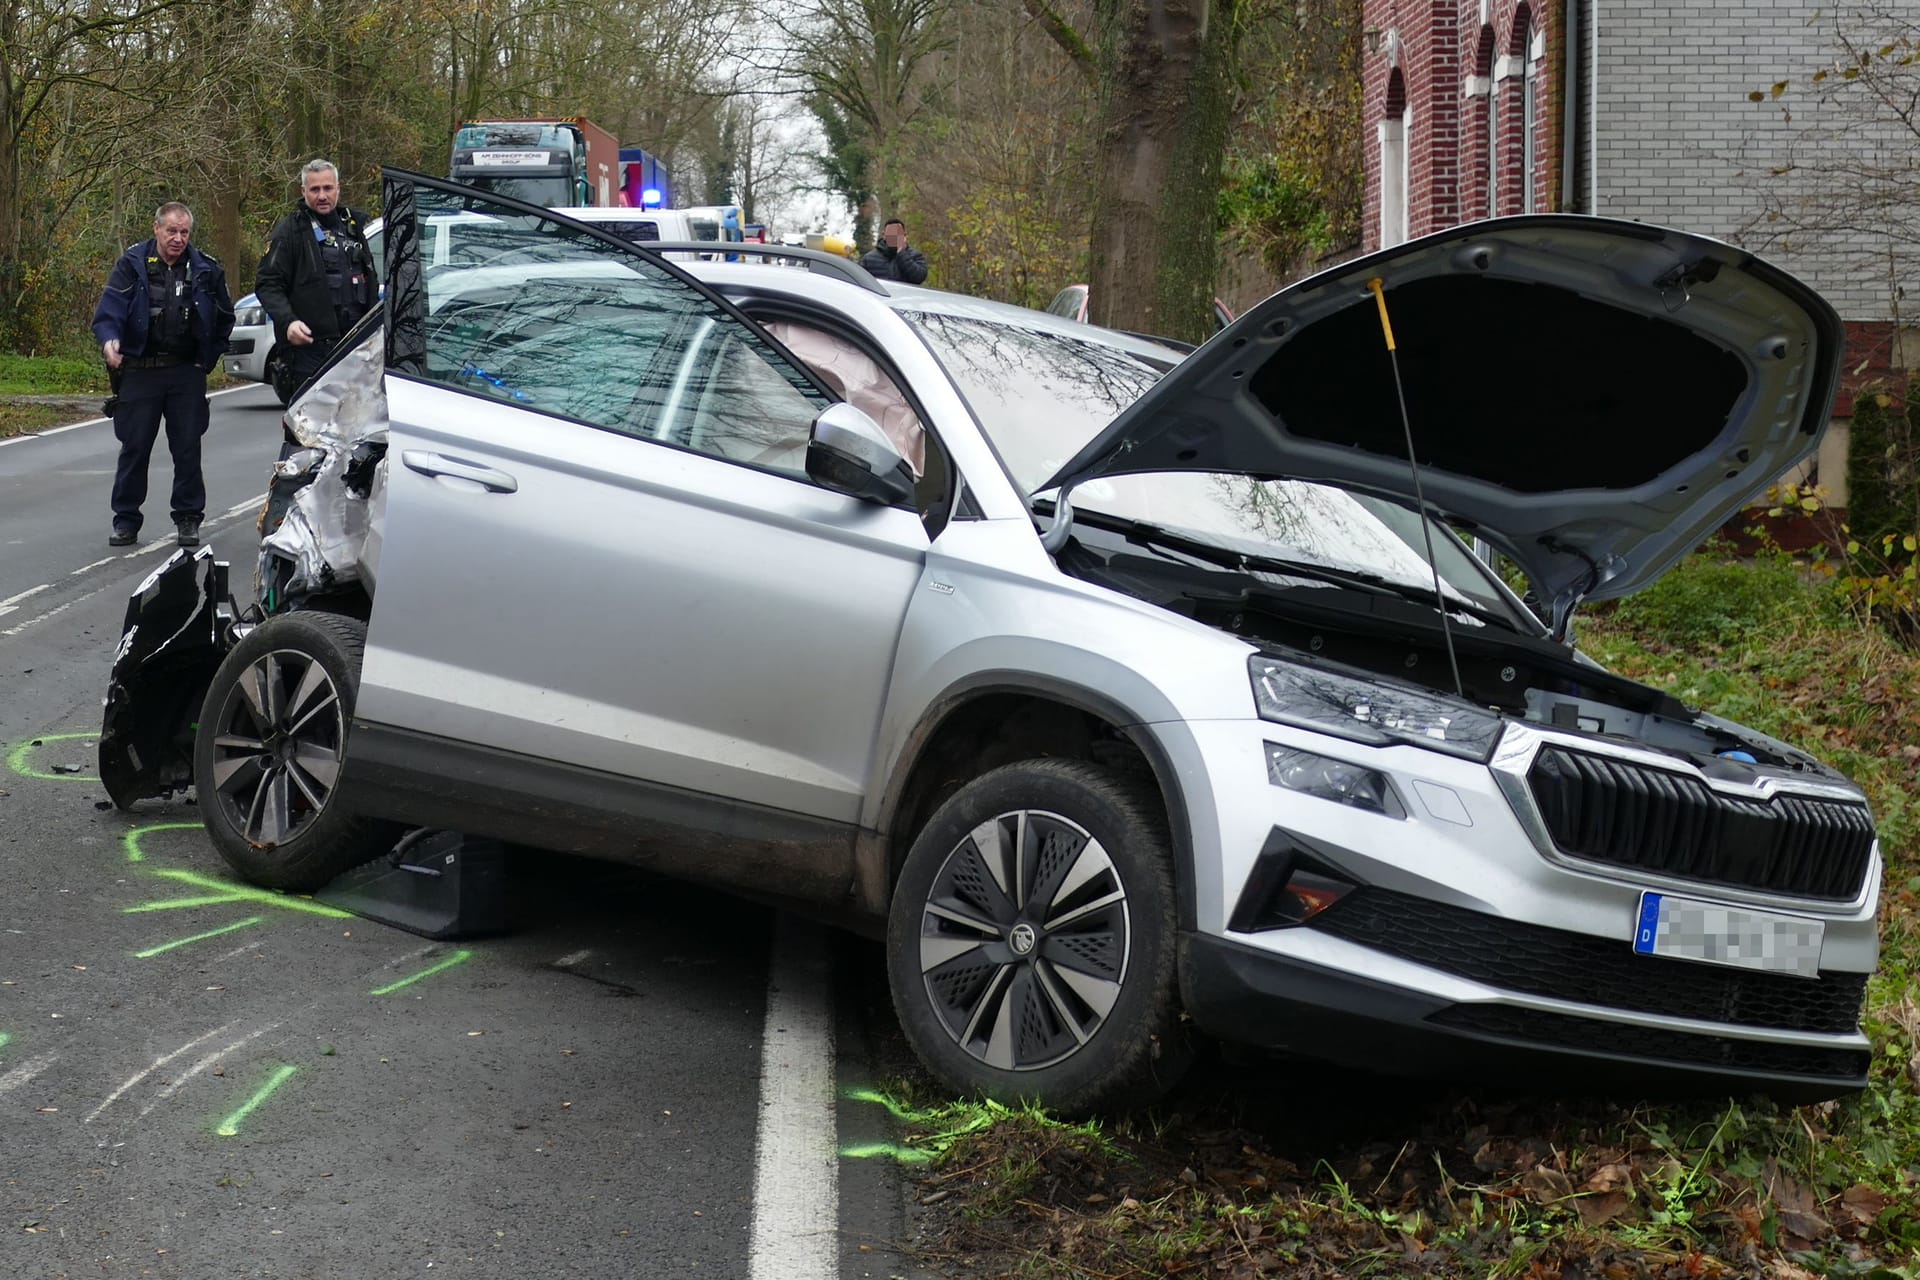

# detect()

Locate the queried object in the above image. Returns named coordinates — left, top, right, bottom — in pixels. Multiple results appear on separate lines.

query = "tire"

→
left=193, top=611, right=390, bottom=891
left=886, top=759, right=1194, bottom=1114
left=265, top=346, right=296, bottom=405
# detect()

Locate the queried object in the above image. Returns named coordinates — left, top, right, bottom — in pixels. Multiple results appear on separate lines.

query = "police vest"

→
left=313, top=217, right=375, bottom=328
left=145, top=254, right=196, bottom=357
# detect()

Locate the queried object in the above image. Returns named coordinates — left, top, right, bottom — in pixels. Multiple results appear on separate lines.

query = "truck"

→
left=449, top=118, right=621, bottom=207
left=617, top=147, right=674, bottom=209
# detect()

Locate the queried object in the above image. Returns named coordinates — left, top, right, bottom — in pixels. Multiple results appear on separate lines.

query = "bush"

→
left=1846, top=390, right=1920, bottom=546
left=1602, top=543, right=1833, bottom=649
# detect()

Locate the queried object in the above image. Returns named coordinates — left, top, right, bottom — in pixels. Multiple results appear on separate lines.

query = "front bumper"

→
left=225, top=327, right=271, bottom=382
left=1179, top=926, right=1872, bottom=1101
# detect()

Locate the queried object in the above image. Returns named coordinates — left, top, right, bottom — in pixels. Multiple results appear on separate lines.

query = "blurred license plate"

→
left=1632, top=892, right=1822, bottom=979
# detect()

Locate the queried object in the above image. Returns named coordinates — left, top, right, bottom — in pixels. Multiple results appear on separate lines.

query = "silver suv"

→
left=103, top=172, right=1882, bottom=1112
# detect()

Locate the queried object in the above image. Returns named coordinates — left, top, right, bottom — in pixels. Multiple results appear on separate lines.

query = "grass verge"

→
left=892, top=545, right=1920, bottom=1280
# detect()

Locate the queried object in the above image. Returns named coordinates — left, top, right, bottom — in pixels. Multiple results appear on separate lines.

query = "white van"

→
left=548, top=207, right=699, bottom=259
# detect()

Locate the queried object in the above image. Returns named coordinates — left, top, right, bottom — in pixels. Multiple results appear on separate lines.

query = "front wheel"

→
left=194, top=611, right=391, bottom=891
left=886, top=759, right=1193, bottom=1114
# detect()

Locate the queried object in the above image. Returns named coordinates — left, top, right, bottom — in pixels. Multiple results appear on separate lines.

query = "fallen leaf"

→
left=1584, top=1163, right=1633, bottom=1194
left=1839, top=1184, right=1887, bottom=1228
left=1521, top=1166, right=1574, bottom=1205
left=1575, top=1190, right=1631, bottom=1226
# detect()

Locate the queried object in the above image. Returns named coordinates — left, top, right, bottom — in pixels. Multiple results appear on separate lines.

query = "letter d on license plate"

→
left=1633, top=892, right=1823, bottom=979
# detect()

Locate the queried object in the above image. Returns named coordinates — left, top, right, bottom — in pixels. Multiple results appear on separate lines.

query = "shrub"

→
left=1603, top=542, right=1833, bottom=650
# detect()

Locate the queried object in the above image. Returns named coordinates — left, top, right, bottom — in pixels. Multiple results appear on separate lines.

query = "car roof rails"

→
left=641, top=243, right=890, bottom=295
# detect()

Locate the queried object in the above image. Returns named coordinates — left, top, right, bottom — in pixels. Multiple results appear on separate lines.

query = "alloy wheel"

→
left=917, top=808, right=1132, bottom=1071
left=208, top=648, right=346, bottom=846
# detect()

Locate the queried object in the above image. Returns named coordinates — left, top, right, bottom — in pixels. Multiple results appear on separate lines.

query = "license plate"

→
left=1632, top=891, right=1823, bottom=979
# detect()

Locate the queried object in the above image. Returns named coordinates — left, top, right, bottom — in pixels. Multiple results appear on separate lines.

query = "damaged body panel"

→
left=100, top=321, right=392, bottom=806
left=98, top=550, right=241, bottom=807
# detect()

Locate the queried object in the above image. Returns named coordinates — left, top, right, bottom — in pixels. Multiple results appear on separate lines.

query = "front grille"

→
left=1311, top=888, right=1866, bottom=1034
left=1431, top=1005, right=1871, bottom=1081
left=226, top=338, right=256, bottom=355
left=1526, top=746, right=1875, bottom=900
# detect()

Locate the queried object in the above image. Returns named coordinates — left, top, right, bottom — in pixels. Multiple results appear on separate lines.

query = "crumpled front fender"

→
left=98, top=548, right=242, bottom=809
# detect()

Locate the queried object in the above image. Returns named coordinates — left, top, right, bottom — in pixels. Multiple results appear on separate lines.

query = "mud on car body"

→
left=104, top=172, right=1883, bottom=1112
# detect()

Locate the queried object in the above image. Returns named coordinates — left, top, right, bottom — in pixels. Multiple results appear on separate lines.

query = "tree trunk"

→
left=1086, top=0, right=1240, bottom=344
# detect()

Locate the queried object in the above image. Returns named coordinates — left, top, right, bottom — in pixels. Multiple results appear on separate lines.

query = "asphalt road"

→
left=0, top=388, right=919, bottom=1279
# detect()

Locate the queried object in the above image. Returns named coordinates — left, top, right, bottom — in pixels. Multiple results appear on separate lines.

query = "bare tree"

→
left=1737, top=4, right=1920, bottom=310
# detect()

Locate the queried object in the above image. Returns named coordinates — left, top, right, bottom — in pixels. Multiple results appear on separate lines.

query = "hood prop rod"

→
left=1366, top=277, right=1466, bottom=703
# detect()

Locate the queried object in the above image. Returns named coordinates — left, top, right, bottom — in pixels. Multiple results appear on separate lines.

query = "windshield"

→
left=903, top=307, right=1526, bottom=625
left=463, top=175, right=575, bottom=207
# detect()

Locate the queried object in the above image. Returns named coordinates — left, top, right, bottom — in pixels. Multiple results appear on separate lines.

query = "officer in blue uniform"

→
left=90, top=202, right=235, bottom=547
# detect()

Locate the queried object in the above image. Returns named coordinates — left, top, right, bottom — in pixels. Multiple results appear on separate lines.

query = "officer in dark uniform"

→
left=90, top=201, right=235, bottom=547
left=255, top=158, right=378, bottom=405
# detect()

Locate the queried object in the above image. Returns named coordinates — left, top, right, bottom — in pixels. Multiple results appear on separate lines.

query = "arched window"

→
left=1381, top=69, right=1410, bottom=247
left=1515, top=6, right=1537, bottom=212
left=1476, top=25, right=1496, bottom=219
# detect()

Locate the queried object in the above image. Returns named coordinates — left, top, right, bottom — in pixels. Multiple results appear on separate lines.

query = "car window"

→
left=403, top=185, right=827, bottom=475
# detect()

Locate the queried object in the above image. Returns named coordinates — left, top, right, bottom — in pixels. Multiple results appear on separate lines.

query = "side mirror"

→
left=806, top=403, right=916, bottom=506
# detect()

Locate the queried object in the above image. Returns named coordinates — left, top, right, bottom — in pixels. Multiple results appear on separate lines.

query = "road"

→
left=0, top=388, right=919, bottom=1279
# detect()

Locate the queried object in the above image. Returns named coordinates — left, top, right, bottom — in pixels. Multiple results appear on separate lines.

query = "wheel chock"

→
left=315, top=829, right=510, bottom=940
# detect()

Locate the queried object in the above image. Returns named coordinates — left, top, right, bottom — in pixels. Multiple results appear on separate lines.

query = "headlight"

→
left=236, top=305, right=266, bottom=327
left=1249, top=654, right=1503, bottom=761
left=1265, top=743, right=1405, bottom=817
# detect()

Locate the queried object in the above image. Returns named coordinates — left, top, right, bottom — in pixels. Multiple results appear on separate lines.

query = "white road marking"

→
left=1, top=598, right=77, bottom=637
left=0, top=383, right=266, bottom=448
left=748, top=915, right=837, bottom=1280
left=0, top=1053, right=62, bottom=1098
left=85, top=1018, right=246, bottom=1124
left=136, top=1020, right=284, bottom=1119
left=0, top=494, right=266, bottom=637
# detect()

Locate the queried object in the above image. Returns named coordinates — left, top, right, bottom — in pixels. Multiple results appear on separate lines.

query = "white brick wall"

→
left=1592, top=4, right=1911, bottom=319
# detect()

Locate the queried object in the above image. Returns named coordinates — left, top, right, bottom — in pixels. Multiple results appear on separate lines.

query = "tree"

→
left=1738, top=4, right=1919, bottom=312
left=1027, top=0, right=1246, bottom=342
left=754, top=0, right=954, bottom=231
left=1217, top=0, right=1363, bottom=277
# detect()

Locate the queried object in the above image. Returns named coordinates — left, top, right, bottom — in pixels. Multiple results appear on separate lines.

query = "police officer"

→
left=91, top=201, right=235, bottom=547
left=255, top=158, right=378, bottom=404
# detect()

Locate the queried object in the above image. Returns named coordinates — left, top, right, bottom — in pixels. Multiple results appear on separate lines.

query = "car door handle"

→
left=401, top=451, right=518, bottom=494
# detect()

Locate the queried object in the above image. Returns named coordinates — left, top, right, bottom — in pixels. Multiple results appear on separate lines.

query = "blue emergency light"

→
left=641, top=188, right=663, bottom=208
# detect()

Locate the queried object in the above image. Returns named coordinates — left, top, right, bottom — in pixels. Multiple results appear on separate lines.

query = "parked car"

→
left=105, top=172, right=1882, bottom=1113
left=1046, top=282, right=1236, bottom=333
left=222, top=292, right=276, bottom=391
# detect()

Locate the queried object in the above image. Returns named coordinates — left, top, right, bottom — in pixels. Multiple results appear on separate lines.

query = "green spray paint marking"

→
left=840, top=1142, right=934, bottom=1163
left=215, top=1063, right=298, bottom=1137
left=7, top=732, right=100, bottom=782
left=370, top=949, right=474, bottom=996
left=0, top=1032, right=10, bottom=1052
left=134, top=917, right=263, bottom=958
left=124, top=821, right=207, bottom=863
left=124, top=868, right=353, bottom=919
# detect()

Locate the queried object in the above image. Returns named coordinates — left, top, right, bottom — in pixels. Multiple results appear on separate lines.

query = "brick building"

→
left=1357, top=0, right=1915, bottom=500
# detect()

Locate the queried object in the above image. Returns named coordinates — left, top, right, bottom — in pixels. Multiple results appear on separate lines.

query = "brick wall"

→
left=1361, top=0, right=1562, bottom=251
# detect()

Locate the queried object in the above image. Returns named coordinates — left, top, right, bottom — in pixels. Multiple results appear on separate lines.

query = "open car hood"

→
left=1042, top=216, right=1843, bottom=620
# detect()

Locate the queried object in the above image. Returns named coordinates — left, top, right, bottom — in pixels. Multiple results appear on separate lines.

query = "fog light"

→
left=1266, top=743, right=1405, bottom=818
left=1228, top=838, right=1360, bottom=932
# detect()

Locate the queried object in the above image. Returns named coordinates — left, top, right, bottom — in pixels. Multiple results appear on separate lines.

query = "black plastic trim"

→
left=339, top=720, right=867, bottom=916
left=1179, top=931, right=1869, bottom=1100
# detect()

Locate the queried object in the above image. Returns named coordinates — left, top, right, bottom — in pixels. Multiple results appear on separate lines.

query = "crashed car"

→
left=103, top=170, right=1883, bottom=1112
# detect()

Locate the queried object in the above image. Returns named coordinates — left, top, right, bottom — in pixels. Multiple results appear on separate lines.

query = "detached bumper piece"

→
left=98, top=549, right=241, bottom=809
